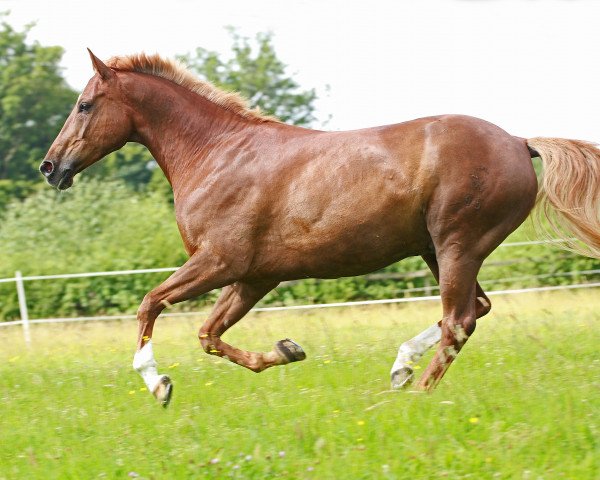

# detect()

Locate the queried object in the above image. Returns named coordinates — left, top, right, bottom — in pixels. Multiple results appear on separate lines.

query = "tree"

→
left=0, top=16, right=77, bottom=187
left=87, top=143, right=156, bottom=189
left=178, top=29, right=318, bottom=126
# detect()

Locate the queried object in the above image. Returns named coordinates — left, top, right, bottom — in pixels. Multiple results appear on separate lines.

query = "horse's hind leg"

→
left=416, top=248, right=481, bottom=390
left=423, top=254, right=492, bottom=318
left=390, top=254, right=491, bottom=389
left=198, top=281, right=307, bottom=372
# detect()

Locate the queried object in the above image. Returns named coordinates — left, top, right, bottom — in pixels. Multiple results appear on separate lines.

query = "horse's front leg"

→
left=133, top=248, right=237, bottom=406
left=198, top=281, right=306, bottom=372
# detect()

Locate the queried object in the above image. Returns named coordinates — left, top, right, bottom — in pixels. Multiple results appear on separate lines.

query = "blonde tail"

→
left=527, top=137, right=600, bottom=258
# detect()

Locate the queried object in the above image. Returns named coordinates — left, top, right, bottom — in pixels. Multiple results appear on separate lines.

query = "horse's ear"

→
left=87, top=48, right=115, bottom=81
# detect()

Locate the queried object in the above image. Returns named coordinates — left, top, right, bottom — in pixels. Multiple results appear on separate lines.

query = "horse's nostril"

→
left=40, top=160, right=54, bottom=176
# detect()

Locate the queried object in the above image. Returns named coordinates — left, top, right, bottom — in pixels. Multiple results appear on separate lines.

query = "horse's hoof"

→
left=275, top=338, right=306, bottom=364
left=153, top=375, right=173, bottom=408
left=391, top=367, right=414, bottom=389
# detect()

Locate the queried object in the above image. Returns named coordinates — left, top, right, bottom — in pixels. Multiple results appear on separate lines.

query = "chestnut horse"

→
left=41, top=51, right=600, bottom=406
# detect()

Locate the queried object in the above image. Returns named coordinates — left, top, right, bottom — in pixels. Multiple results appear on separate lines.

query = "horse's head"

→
left=40, top=50, right=134, bottom=190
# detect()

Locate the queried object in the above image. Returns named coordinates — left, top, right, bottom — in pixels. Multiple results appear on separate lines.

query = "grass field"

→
left=1, top=289, right=599, bottom=479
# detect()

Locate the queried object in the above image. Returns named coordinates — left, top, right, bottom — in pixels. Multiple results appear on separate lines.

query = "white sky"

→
left=2, top=0, right=600, bottom=142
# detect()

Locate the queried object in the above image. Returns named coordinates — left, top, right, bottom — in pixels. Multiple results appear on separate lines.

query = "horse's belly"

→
left=252, top=211, right=431, bottom=280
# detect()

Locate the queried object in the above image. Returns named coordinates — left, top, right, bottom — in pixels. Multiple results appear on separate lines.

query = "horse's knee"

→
left=476, top=295, right=492, bottom=318
left=198, top=331, right=220, bottom=355
left=138, top=292, right=164, bottom=319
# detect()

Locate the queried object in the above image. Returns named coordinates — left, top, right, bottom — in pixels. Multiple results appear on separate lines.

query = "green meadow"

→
left=1, top=289, right=599, bottom=479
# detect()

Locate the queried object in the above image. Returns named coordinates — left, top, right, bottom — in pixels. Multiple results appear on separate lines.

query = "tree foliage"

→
left=87, top=143, right=156, bottom=189
left=179, top=29, right=318, bottom=126
left=0, top=16, right=77, bottom=185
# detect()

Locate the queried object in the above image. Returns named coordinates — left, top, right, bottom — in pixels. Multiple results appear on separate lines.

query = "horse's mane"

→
left=106, top=53, right=279, bottom=123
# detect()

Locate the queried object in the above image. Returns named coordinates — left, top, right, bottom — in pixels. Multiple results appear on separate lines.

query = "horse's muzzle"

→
left=39, top=160, right=74, bottom=190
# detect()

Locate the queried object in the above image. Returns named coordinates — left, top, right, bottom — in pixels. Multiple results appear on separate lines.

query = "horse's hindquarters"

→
left=422, top=116, right=537, bottom=259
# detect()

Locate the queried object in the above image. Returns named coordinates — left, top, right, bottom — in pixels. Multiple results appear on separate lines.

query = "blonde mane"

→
left=106, top=53, right=279, bottom=123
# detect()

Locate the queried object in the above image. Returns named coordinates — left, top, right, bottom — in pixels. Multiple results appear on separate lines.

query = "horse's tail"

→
left=527, top=137, right=600, bottom=258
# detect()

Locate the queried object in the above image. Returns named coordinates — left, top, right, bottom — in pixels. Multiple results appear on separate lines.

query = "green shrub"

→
left=0, top=179, right=186, bottom=320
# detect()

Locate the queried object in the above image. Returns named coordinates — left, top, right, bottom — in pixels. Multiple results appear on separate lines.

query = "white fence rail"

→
left=1, top=239, right=599, bottom=346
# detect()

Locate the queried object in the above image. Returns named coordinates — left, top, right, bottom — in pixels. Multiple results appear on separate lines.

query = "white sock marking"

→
left=132, top=341, right=164, bottom=393
left=391, top=323, right=442, bottom=375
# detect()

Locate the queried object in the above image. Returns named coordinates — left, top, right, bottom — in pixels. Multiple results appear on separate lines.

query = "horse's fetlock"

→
left=247, top=356, right=266, bottom=373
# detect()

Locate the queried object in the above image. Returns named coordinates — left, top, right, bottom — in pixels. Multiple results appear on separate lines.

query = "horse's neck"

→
left=127, top=78, right=257, bottom=187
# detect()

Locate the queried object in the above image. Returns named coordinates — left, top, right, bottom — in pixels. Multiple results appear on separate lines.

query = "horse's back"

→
left=179, top=114, right=538, bottom=280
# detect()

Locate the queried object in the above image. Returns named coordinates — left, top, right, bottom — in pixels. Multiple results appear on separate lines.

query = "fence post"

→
left=423, top=277, right=432, bottom=296
left=15, top=271, right=31, bottom=346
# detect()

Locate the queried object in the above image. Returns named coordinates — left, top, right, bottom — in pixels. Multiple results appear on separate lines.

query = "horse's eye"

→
left=78, top=102, right=92, bottom=113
